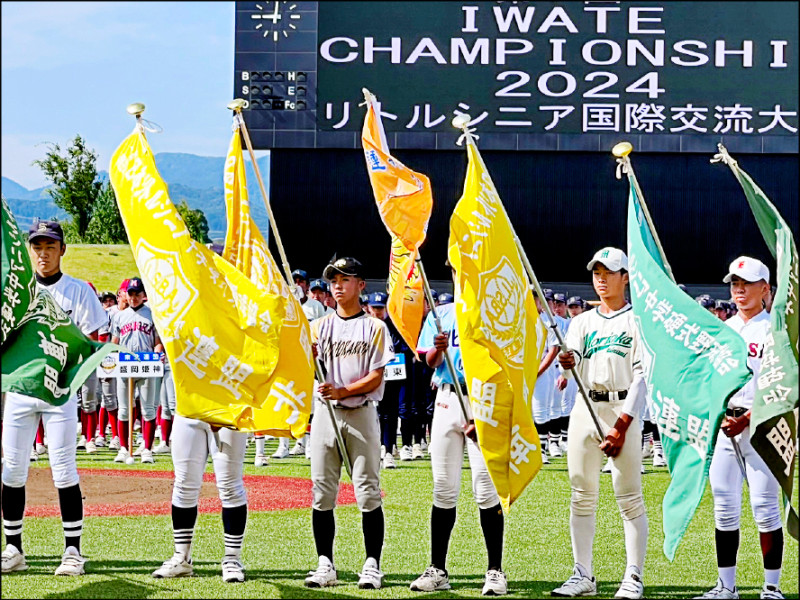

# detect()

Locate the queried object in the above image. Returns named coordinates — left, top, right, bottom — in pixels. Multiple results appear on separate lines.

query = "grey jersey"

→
left=39, top=273, right=107, bottom=335
left=113, top=304, right=158, bottom=353
left=311, top=311, right=392, bottom=408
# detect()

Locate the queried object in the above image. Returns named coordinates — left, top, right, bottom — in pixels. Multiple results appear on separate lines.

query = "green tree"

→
left=84, top=182, right=127, bottom=244
left=33, top=135, right=102, bottom=240
left=176, top=200, right=211, bottom=244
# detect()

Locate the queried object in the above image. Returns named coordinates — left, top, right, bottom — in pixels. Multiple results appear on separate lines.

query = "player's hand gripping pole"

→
left=227, top=99, right=352, bottom=479
left=452, top=114, right=605, bottom=440
left=127, top=377, right=135, bottom=459
left=415, top=258, right=473, bottom=430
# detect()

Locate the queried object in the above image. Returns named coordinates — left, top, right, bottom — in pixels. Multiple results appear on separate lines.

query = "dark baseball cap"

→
left=309, top=278, right=327, bottom=292
left=127, top=277, right=145, bottom=294
left=101, top=292, right=116, bottom=302
left=553, top=292, right=567, bottom=303
left=542, top=288, right=555, bottom=301
left=430, top=289, right=439, bottom=302
left=28, top=219, right=64, bottom=243
left=567, top=295, right=583, bottom=307
left=368, top=292, right=388, bottom=307
left=714, top=299, right=728, bottom=310
left=696, top=295, right=715, bottom=309
left=323, top=257, right=363, bottom=280
left=291, top=269, right=308, bottom=282
left=438, top=293, right=454, bottom=305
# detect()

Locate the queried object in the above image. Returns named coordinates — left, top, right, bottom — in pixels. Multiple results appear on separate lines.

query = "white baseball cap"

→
left=587, top=247, right=628, bottom=272
left=723, top=256, right=770, bottom=284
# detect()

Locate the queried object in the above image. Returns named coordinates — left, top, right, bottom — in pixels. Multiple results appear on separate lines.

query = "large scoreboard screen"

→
left=234, top=1, right=798, bottom=152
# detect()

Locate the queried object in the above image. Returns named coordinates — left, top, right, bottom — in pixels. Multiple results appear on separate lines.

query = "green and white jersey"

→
left=564, top=303, right=642, bottom=393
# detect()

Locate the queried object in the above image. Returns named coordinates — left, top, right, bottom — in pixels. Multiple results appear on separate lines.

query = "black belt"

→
left=726, top=407, right=748, bottom=418
left=442, top=382, right=469, bottom=396
left=589, top=390, right=627, bottom=402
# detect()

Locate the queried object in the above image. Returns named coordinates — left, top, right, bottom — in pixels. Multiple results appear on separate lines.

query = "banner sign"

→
left=96, top=352, right=165, bottom=379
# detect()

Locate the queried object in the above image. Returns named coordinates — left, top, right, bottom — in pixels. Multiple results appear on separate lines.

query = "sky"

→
left=1, top=2, right=252, bottom=189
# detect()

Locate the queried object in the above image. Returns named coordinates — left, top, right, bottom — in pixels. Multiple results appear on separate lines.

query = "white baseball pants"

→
left=160, top=368, right=176, bottom=418
left=117, top=376, right=161, bottom=421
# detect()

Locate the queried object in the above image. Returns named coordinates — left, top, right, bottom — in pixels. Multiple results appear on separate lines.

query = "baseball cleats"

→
left=153, top=442, right=171, bottom=454
left=614, top=566, right=643, bottom=599
left=383, top=453, right=397, bottom=469
left=30, top=447, right=39, bottom=462
left=410, top=565, right=451, bottom=591
left=482, top=569, right=508, bottom=595
left=420, top=439, right=428, bottom=453
left=400, top=445, right=414, bottom=461
left=141, top=448, right=154, bottom=464
left=305, top=556, right=337, bottom=587
left=153, top=554, right=193, bottom=578
left=358, top=557, right=384, bottom=589
left=108, top=436, right=121, bottom=451
left=761, top=583, right=785, bottom=599
left=133, top=442, right=146, bottom=457
left=85, top=440, right=97, bottom=454
left=541, top=450, right=550, bottom=465
left=305, top=443, right=312, bottom=459
left=76, top=435, right=87, bottom=450
left=114, top=448, right=130, bottom=463
left=412, top=443, right=424, bottom=460
left=254, top=454, right=269, bottom=467
left=272, top=440, right=290, bottom=459
left=641, top=442, right=653, bottom=459
left=552, top=565, right=597, bottom=597
left=559, top=439, right=569, bottom=454
left=549, top=439, right=563, bottom=458
left=653, top=448, right=667, bottom=467
left=55, top=547, right=86, bottom=576
left=2, top=545, right=28, bottom=573
left=290, top=440, right=306, bottom=455
left=36, top=442, right=48, bottom=455
left=694, top=579, right=739, bottom=598
left=222, top=559, right=245, bottom=583
left=93, top=436, right=106, bottom=448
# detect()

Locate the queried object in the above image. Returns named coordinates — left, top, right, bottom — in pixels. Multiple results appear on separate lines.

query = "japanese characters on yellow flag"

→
left=110, top=125, right=290, bottom=432
left=447, top=138, right=545, bottom=512
left=222, top=122, right=314, bottom=438
left=361, top=92, right=432, bottom=354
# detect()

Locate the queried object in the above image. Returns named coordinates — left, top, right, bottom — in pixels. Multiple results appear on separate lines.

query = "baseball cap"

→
left=368, top=292, right=388, bottom=307
left=28, top=220, right=64, bottom=243
left=542, top=288, right=555, bottom=302
left=292, top=269, right=309, bottom=282
left=323, top=257, right=363, bottom=280
left=430, top=289, right=439, bottom=302
left=587, top=247, right=628, bottom=272
left=723, top=256, right=770, bottom=284
left=567, top=295, right=583, bottom=307
left=119, top=278, right=131, bottom=292
left=696, top=295, right=715, bottom=309
left=553, top=292, right=567, bottom=303
left=439, top=293, right=454, bottom=304
left=127, top=277, right=145, bottom=294
left=714, top=299, right=728, bottom=310
left=101, top=292, right=116, bottom=302
left=309, top=278, right=327, bottom=292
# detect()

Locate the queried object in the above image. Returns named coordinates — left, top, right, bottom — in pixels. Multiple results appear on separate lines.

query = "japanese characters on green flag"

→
left=1, top=198, right=117, bottom=406
left=626, top=179, right=752, bottom=560
left=717, top=150, right=799, bottom=538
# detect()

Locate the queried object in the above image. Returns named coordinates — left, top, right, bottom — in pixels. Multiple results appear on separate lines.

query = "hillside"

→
left=60, top=244, right=139, bottom=293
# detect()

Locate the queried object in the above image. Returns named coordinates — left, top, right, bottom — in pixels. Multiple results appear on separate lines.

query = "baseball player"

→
left=304, top=257, right=392, bottom=590
left=409, top=290, right=507, bottom=596
left=96, top=282, right=130, bottom=451
left=552, top=247, right=648, bottom=599
left=2, top=220, right=107, bottom=576
left=310, top=279, right=336, bottom=316
left=153, top=352, right=175, bottom=454
left=111, top=277, right=163, bottom=464
left=695, top=257, right=785, bottom=600
left=532, top=290, right=561, bottom=464
left=549, top=292, right=571, bottom=456
left=554, top=295, right=585, bottom=454
left=714, top=299, right=729, bottom=321
left=697, top=295, right=716, bottom=314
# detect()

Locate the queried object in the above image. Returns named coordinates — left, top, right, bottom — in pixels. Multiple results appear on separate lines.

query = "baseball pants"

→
left=709, top=426, right=782, bottom=532
left=78, top=373, right=99, bottom=413
left=431, top=386, right=499, bottom=510
left=160, top=368, right=177, bottom=419
left=2, top=392, right=80, bottom=489
left=100, top=377, right=118, bottom=411
left=532, top=367, right=556, bottom=424
left=567, top=396, right=647, bottom=574
left=171, top=415, right=248, bottom=509
left=310, top=400, right=382, bottom=513
left=561, top=377, right=577, bottom=416
left=117, top=376, right=161, bottom=421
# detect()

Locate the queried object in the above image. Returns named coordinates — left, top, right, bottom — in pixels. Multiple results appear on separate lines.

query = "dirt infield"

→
left=25, top=468, right=358, bottom=517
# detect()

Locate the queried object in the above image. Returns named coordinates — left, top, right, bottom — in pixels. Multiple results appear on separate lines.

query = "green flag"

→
left=1, top=198, right=117, bottom=406
left=714, top=146, right=799, bottom=539
left=626, top=178, right=752, bottom=560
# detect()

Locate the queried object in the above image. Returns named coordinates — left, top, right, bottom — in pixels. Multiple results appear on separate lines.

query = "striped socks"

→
left=222, top=504, right=247, bottom=561
left=172, top=505, right=198, bottom=560
left=58, top=484, right=83, bottom=553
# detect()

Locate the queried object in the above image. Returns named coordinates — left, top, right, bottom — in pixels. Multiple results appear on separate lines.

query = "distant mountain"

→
left=2, top=152, right=272, bottom=238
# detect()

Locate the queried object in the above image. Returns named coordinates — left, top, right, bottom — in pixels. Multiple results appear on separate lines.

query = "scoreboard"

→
left=234, top=1, right=798, bottom=153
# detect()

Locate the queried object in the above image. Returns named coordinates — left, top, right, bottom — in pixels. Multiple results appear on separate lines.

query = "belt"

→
left=441, top=382, right=469, bottom=396
left=589, top=390, right=627, bottom=402
left=332, top=402, right=367, bottom=410
left=726, top=407, right=748, bottom=418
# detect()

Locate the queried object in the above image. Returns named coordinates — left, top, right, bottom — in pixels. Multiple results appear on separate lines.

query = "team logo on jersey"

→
left=135, top=240, right=198, bottom=342
left=477, top=257, right=525, bottom=367
left=582, top=330, right=633, bottom=358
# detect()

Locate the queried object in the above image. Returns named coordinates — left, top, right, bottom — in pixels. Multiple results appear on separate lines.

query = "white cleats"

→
left=400, top=445, right=413, bottom=461
left=93, top=436, right=106, bottom=448
left=482, top=569, right=508, bottom=596
left=541, top=450, right=550, bottom=465
left=140, top=448, right=154, bottom=464
left=108, top=436, right=121, bottom=451
left=290, top=440, right=306, bottom=455
left=1, top=544, right=28, bottom=573
left=694, top=579, right=739, bottom=598
left=653, top=448, right=667, bottom=467
left=549, top=440, right=563, bottom=458
left=272, top=440, right=290, bottom=459
left=153, top=442, right=171, bottom=454
left=420, top=439, right=428, bottom=453
left=222, top=559, right=245, bottom=583
left=615, top=566, right=644, bottom=599
left=76, top=435, right=86, bottom=450
left=30, top=447, right=39, bottom=462
left=133, top=442, right=145, bottom=457
left=85, top=440, right=97, bottom=454
left=552, top=565, right=597, bottom=597
left=383, top=453, right=397, bottom=469
left=358, top=557, right=384, bottom=589
left=761, top=583, right=785, bottom=599
left=254, top=454, right=269, bottom=467
left=305, top=556, right=337, bottom=588
left=54, top=546, right=86, bottom=576
left=114, top=448, right=130, bottom=463
left=36, top=443, right=47, bottom=455
left=410, top=565, right=451, bottom=591
left=412, top=443, right=424, bottom=460
left=153, top=554, right=193, bottom=578
left=559, top=439, right=569, bottom=454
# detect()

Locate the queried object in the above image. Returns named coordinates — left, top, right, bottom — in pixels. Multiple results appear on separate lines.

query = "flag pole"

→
left=612, top=142, right=676, bottom=283
left=415, top=257, right=473, bottom=426
left=226, top=100, right=352, bottom=479
left=452, top=116, right=606, bottom=440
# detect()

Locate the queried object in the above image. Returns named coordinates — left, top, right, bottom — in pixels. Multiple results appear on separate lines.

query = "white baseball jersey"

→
left=39, top=273, right=107, bottom=335
left=564, top=304, right=643, bottom=395
left=112, top=304, right=158, bottom=353
left=311, top=311, right=392, bottom=408
left=303, top=297, right=328, bottom=322
left=724, top=309, right=770, bottom=410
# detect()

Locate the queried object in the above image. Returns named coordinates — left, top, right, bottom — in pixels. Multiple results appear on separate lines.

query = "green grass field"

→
left=60, top=244, right=139, bottom=293
left=2, top=439, right=798, bottom=599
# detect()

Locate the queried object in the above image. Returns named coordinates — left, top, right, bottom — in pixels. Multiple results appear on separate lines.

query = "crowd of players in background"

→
left=29, top=264, right=776, bottom=474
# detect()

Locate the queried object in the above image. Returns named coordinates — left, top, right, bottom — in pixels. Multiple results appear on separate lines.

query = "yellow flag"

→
left=361, top=94, right=432, bottom=353
left=221, top=123, right=315, bottom=438
left=110, top=126, right=295, bottom=432
left=447, top=139, right=544, bottom=511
